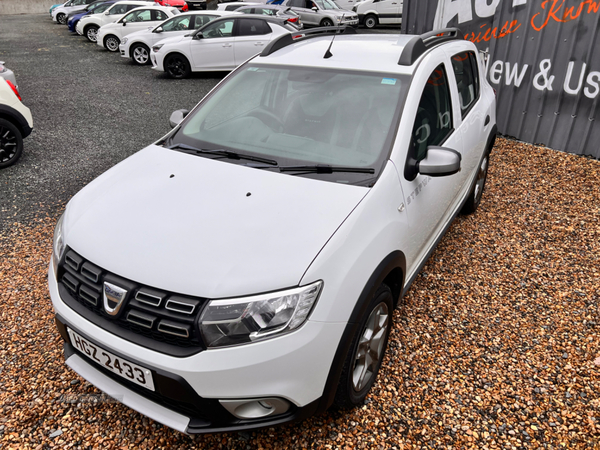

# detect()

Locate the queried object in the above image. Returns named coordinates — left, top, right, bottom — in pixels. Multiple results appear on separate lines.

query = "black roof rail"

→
left=398, top=28, right=464, bottom=66
left=260, top=26, right=357, bottom=57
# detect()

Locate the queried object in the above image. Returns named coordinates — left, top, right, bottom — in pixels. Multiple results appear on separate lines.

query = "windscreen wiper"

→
left=167, top=143, right=278, bottom=166
left=278, top=164, right=375, bottom=174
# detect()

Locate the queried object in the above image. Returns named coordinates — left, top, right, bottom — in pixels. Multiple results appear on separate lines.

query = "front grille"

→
left=58, top=249, right=207, bottom=355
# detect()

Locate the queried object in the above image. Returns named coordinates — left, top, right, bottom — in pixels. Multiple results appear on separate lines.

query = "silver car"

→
left=272, top=0, right=357, bottom=27
left=235, top=5, right=303, bottom=28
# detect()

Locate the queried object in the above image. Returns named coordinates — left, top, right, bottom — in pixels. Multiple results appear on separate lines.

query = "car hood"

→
left=155, top=34, right=190, bottom=47
left=64, top=144, right=369, bottom=299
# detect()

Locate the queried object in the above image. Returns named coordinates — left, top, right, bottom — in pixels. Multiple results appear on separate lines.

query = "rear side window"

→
left=237, top=18, right=271, bottom=36
left=194, top=14, right=217, bottom=28
left=153, top=10, right=169, bottom=21
left=451, top=51, right=480, bottom=118
left=411, top=64, right=453, bottom=162
left=161, top=14, right=191, bottom=31
left=109, top=4, right=128, bottom=14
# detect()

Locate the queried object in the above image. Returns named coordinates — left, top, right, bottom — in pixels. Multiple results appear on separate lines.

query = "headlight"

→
left=199, top=281, right=323, bottom=348
left=120, top=37, right=128, bottom=45
left=152, top=44, right=164, bottom=53
left=52, top=213, right=66, bottom=275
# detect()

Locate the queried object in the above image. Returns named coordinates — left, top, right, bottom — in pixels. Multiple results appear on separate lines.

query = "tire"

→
left=320, top=18, right=334, bottom=27
left=131, top=43, right=150, bottom=65
left=461, top=151, right=489, bottom=215
left=334, top=284, right=393, bottom=409
left=0, top=118, right=24, bottom=169
left=85, top=25, right=99, bottom=43
left=364, top=14, right=377, bottom=29
left=56, top=13, right=67, bottom=25
left=104, top=35, right=120, bottom=52
left=164, top=53, right=191, bottom=79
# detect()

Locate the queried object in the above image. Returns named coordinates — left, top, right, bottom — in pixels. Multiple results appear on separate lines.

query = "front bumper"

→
left=49, top=262, right=345, bottom=432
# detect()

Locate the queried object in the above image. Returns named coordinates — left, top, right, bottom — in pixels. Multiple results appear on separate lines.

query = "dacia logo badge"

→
left=103, top=282, right=127, bottom=316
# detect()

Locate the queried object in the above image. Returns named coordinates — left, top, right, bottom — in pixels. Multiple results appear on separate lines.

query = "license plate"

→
left=67, top=328, right=155, bottom=391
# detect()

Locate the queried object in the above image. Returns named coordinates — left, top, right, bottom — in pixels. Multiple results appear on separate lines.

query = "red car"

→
left=153, top=0, right=188, bottom=10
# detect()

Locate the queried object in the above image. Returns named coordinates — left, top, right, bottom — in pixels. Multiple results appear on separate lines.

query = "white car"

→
left=216, top=2, right=261, bottom=11
left=49, top=28, right=497, bottom=433
left=352, top=0, right=402, bottom=28
left=120, top=11, right=235, bottom=65
left=97, top=5, right=180, bottom=52
left=76, top=0, right=155, bottom=42
left=52, top=0, right=93, bottom=25
left=0, top=79, right=33, bottom=168
left=150, top=15, right=297, bottom=77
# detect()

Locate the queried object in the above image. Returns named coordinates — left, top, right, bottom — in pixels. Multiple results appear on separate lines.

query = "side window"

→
left=238, top=18, right=271, bottom=36
left=109, top=5, right=128, bottom=14
left=451, top=51, right=480, bottom=118
left=153, top=10, right=168, bottom=21
left=202, top=19, right=234, bottom=38
left=125, top=4, right=141, bottom=12
left=162, top=15, right=190, bottom=31
left=194, top=14, right=217, bottom=28
left=410, top=64, right=453, bottom=162
left=128, top=9, right=152, bottom=21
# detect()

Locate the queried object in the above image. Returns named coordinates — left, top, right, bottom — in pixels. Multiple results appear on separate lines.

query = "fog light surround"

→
left=219, top=397, right=291, bottom=419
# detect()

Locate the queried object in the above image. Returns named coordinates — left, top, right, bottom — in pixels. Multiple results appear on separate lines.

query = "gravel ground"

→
left=1, top=138, right=599, bottom=449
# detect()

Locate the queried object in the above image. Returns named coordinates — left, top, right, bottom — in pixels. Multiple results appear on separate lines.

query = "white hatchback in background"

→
left=76, top=0, right=155, bottom=43
left=0, top=79, right=33, bottom=168
left=352, top=0, right=402, bottom=29
left=52, top=0, right=93, bottom=24
left=97, top=5, right=180, bottom=52
left=150, top=15, right=297, bottom=78
left=120, top=11, right=236, bottom=65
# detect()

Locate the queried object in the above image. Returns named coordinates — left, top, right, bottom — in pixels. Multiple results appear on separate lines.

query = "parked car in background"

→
left=120, top=11, right=234, bottom=64
left=49, top=2, right=65, bottom=15
left=0, top=79, right=33, bottom=168
left=216, top=1, right=260, bottom=11
left=97, top=5, right=180, bottom=52
left=154, top=0, right=189, bottom=10
left=65, top=0, right=107, bottom=24
left=268, top=0, right=357, bottom=27
left=68, top=1, right=116, bottom=33
left=76, top=0, right=156, bottom=42
left=233, top=3, right=302, bottom=27
left=0, top=61, right=18, bottom=90
left=150, top=15, right=297, bottom=78
left=52, top=0, right=96, bottom=25
left=352, top=0, right=402, bottom=28
left=49, top=27, right=497, bottom=434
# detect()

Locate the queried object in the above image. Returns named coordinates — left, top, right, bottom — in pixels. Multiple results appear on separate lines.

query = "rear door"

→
left=375, top=0, right=401, bottom=25
left=233, top=18, right=273, bottom=65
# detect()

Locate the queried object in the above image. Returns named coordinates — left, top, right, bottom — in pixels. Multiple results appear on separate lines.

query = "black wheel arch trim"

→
left=316, top=250, right=406, bottom=413
left=0, top=105, right=32, bottom=138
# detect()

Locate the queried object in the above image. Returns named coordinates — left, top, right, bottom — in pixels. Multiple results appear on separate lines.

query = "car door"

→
left=232, top=18, right=273, bottom=65
left=375, top=0, right=401, bottom=25
left=120, top=8, right=154, bottom=36
left=398, top=62, right=466, bottom=277
left=288, top=0, right=318, bottom=26
left=189, top=18, right=235, bottom=71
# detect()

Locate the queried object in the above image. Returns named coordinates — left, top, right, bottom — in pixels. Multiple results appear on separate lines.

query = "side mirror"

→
left=154, top=26, right=163, bottom=33
left=169, top=109, right=190, bottom=128
left=122, top=18, right=127, bottom=25
left=192, top=31, right=203, bottom=39
left=417, top=147, right=461, bottom=177
left=104, top=10, right=110, bottom=14
left=311, top=6, right=318, bottom=10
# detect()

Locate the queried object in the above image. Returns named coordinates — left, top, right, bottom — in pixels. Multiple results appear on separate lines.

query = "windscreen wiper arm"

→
left=278, top=164, right=375, bottom=174
left=167, top=143, right=278, bottom=166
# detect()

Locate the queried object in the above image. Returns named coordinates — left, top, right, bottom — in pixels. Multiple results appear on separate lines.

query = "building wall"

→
left=403, top=0, right=600, bottom=159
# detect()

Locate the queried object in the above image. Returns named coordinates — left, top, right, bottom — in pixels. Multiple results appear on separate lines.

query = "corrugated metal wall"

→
left=403, top=0, right=600, bottom=159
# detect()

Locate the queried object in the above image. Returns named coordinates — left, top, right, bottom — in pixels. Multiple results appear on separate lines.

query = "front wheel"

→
left=104, top=35, right=120, bottom=52
left=461, top=151, right=489, bottom=215
left=334, top=284, right=393, bottom=409
left=131, top=43, right=150, bottom=65
left=0, top=119, right=24, bottom=169
left=364, top=14, right=377, bottom=29
left=164, top=54, right=191, bottom=79
left=56, top=13, right=67, bottom=25
left=320, top=18, right=334, bottom=27
left=85, top=25, right=99, bottom=43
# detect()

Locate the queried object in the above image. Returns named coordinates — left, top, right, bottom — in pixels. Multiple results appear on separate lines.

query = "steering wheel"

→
left=247, top=109, right=285, bottom=132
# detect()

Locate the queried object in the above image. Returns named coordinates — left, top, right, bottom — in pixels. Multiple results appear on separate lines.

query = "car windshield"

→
left=170, top=65, right=407, bottom=184
left=314, top=0, right=340, bottom=10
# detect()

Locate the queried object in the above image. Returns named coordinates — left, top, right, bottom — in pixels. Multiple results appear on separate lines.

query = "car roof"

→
left=171, top=10, right=236, bottom=16
left=255, top=29, right=470, bottom=74
left=206, top=13, right=290, bottom=25
left=111, top=0, right=156, bottom=5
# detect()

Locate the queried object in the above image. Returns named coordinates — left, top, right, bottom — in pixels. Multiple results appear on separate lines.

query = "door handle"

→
left=484, top=115, right=490, bottom=126
left=254, top=42, right=264, bottom=46
left=223, top=43, right=232, bottom=47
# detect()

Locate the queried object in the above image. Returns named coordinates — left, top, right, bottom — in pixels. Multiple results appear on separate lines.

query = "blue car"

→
left=67, top=0, right=115, bottom=33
